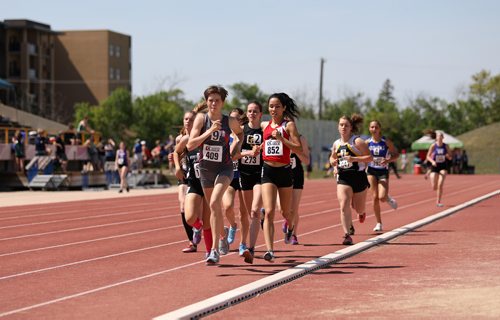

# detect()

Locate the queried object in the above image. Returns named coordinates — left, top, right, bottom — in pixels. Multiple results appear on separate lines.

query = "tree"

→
left=322, top=93, right=367, bottom=122
left=132, top=91, right=184, bottom=146
left=225, top=82, right=269, bottom=112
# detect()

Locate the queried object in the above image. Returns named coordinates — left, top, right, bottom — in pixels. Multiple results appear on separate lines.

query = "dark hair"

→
left=339, top=113, right=364, bottom=134
left=204, top=85, right=228, bottom=101
left=267, top=93, right=300, bottom=120
left=248, top=101, right=263, bottom=113
left=369, top=119, right=382, bottom=128
left=231, top=107, right=249, bottom=125
left=424, top=129, right=437, bottom=139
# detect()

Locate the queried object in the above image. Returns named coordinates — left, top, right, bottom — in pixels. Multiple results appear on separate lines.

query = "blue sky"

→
left=4, top=0, right=500, bottom=108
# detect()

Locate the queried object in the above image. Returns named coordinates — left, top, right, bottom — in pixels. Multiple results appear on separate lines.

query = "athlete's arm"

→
left=281, top=121, right=302, bottom=154
left=352, top=137, right=372, bottom=163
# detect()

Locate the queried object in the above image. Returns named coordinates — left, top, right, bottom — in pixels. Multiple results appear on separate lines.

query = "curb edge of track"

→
left=154, top=189, right=500, bottom=320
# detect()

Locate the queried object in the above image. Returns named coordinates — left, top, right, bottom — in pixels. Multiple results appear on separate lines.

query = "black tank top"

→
left=239, top=123, right=263, bottom=174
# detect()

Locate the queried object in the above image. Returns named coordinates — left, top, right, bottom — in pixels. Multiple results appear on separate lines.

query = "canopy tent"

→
left=411, top=131, right=464, bottom=150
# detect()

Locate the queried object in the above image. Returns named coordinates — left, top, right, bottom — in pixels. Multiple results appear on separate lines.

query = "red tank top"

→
left=262, top=120, right=291, bottom=164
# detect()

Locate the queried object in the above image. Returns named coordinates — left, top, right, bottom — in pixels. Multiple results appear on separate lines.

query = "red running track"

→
left=0, top=174, right=498, bottom=319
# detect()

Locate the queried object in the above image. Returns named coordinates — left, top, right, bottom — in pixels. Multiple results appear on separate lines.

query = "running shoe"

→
left=284, top=227, right=294, bottom=244
left=192, top=227, right=202, bottom=245
left=227, top=224, right=237, bottom=244
left=182, top=244, right=197, bottom=253
left=248, top=247, right=255, bottom=256
left=282, top=220, right=288, bottom=234
left=342, top=234, right=353, bottom=245
left=373, top=223, right=383, bottom=232
left=387, top=195, right=398, bottom=210
left=349, top=224, right=355, bottom=235
left=291, top=235, right=299, bottom=245
left=358, top=212, right=366, bottom=223
left=260, top=208, right=265, bottom=230
left=263, top=251, right=275, bottom=262
left=239, top=244, right=253, bottom=264
left=436, top=203, right=444, bottom=207
left=219, top=226, right=230, bottom=255
left=206, top=249, right=220, bottom=265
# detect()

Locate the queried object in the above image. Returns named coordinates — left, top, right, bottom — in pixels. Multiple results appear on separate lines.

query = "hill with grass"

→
left=457, top=122, right=500, bottom=174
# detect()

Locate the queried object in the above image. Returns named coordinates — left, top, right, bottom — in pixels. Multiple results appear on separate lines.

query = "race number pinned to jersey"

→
left=194, top=163, right=201, bottom=178
left=241, top=149, right=260, bottom=165
left=203, top=145, right=223, bottom=162
left=246, top=134, right=262, bottom=145
left=337, top=148, right=352, bottom=169
left=264, top=140, right=283, bottom=157
left=372, top=156, right=384, bottom=167
left=211, top=130, right=222, bottom=142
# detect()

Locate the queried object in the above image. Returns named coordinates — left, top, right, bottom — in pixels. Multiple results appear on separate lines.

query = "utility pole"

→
left=318, top=58, right=325, bottom=120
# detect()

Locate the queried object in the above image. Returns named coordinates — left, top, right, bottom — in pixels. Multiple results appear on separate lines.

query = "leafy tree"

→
left=225, top=82, right=269, bottom=112
left=132, top=91, right=184, bottom=146
left=322, top=93, right=367, bottom=122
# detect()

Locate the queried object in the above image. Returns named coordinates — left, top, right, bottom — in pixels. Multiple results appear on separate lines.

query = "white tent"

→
left=411, top=131, right=463, bottom=150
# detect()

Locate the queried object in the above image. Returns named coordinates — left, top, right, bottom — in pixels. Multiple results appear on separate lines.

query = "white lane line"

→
left=0, top=226, right=171, bottom=258
left=0, top=208, right=178, bottom=230
left=0, top=215, right=167, bottom=242
left=154, top=189, right=500, bottom=320
left=0, top=202, right=178, bottom=221
left=0, top=236, right=186, bottom=281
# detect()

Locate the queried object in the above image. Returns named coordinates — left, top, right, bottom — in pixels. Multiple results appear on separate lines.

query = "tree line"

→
left=74, top=70, right=500, bottom=150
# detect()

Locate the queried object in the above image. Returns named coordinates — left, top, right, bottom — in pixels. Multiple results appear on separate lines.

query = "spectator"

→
left=164, top=134, right=176, bottom=174
left=13, top=130, right=25, bottom=173
left=77, top=116, right=93, bottom=133
left=104, top=138, right=118, bottom=185
left=96, top=136, right=105, bottom=171
left=461, top=150, right=469, bottom=173
left=35, top=129, right=49, bottom=156
left=151, top=139, right=163, bottom=167
left=400, top=149, right=408, bottom=173
left=64, top=123, right=77, bottom=145
left=54, top=132, right=68, bottom=172
left=133, top=139, right=143, bottom=170
left=84, top=135, right=99, bottom=171
left=141, top=140, right=152, bottom=167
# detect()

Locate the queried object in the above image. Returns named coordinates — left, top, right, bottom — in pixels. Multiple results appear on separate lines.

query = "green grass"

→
left=457, top=122, right=500, bottom=174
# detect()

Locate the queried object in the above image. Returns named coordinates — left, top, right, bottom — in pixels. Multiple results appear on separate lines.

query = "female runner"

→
left=330, top=114, right=372, bottom=245
left=259, top=93, right=302, bottom=262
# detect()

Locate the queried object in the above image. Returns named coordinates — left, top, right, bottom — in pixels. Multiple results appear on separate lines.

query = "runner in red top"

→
left=259, top=93, right=302, bottom=262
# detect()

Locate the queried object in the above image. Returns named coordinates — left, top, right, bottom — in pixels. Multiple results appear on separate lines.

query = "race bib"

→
left=291, top=157, right=297, bottom=169
left=435, top=155, right=446, bottom=163
left=264, top=140, right=283, bottom=157
left=241, top=149, right=260, bottom=166
left=232, top=161, right=238, bottom=171
left=194, top=163, right=201, bottom=178
left=203, top=145, right=222, bottom=162
left=338, top=157, right=352, bottom=169
left=372, top=156, right=384, bottom=167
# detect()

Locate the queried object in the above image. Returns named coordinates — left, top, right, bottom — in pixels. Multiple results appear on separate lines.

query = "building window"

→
left=115, top=68, right=121, bottom=80
left=115, top=46, right=121, bottom=58
left=109, top=44, right=114, bottom=57
left=110, top=67, right=114, bottom=80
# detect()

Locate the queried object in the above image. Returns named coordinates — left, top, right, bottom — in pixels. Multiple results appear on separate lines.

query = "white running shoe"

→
left=373, top=223, right=383, bottom=232
left=388, top=195, right=398, bottom=210
left=206, top=249, right=220, bottom=265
